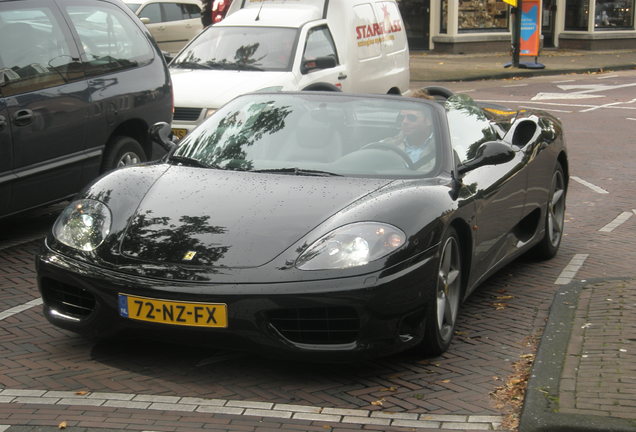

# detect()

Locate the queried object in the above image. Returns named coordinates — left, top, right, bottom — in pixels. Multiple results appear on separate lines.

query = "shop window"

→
left=441, top=0, right=448, bottom=33
left=595, top=0, right=634, bottom=29
left=458, top=0, right=509, bottom=31
left=565, top=0, right=589, bottom=30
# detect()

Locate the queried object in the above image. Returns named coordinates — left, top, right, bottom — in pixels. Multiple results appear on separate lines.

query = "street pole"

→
left=513, top=0, right=522, bottom=68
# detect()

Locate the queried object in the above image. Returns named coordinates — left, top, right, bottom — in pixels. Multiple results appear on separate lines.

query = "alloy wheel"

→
left=436, top=236, right=461, bottom=343
left=547, top=169, right=566, bottom=247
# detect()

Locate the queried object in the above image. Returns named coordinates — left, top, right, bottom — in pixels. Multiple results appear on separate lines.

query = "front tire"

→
left=532, top=164, right=566, bottom=260
left=420, top=227, right=462, bottom=356
left=101, top=136, right=146, bottom=172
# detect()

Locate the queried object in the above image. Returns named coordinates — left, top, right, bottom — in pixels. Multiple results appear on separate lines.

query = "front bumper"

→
left=36, top=244, right=438, bottom=361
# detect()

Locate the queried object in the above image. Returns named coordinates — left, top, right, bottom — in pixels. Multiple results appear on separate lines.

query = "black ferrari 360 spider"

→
left=36, top=90, right=568, bottom=360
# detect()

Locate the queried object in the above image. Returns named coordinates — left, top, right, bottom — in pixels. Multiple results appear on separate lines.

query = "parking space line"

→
left=599, top=211, right=633, bottom=233
left=0, top=298, right=43, bottom=321
left=0, top=425, right=9, bottom=432
left=0, top=389, right=504, bottom=430
left=555, top=254, right=588, bottom=285
left=570, top=176, right=609, bottom=194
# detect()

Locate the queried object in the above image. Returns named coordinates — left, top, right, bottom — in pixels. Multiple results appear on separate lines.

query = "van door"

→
left=0, top=1, right=89, bottom=216
left=0, top=93, right=13, bottom=214
left=296, top=24, right=349, bottom=92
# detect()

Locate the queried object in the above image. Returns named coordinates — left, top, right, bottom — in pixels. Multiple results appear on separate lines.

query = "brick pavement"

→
left=561, top=279, right=636, bottom=419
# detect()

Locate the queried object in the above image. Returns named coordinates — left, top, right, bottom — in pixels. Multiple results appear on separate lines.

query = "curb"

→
left=411, top=64, right=636, bottom=83
left=519, top=277, right=636, bottom=432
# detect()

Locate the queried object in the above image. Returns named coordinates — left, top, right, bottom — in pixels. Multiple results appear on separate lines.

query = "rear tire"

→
left=532, top=164, right=566, bottom=260
left=419, top=227, right=462, bottom=357
left=101, top=136, right=146, bottom=172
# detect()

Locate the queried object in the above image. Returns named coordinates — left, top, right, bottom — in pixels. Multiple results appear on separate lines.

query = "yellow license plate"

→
left=171, top=128, right=188, bottom=140
left=118, top=294, right=227, bottom=328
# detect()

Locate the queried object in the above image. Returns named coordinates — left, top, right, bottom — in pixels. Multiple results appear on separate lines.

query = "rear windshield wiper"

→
left=253, top=168, right=341, bottom=177
left=169, top=155, right=215, bottom=168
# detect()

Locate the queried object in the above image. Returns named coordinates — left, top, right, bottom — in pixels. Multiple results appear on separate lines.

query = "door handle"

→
left=0, top=115, right=6, bottom=130
left=338, top=73, right=347, bottom=80
left=13, top=109, right=33, bottom=126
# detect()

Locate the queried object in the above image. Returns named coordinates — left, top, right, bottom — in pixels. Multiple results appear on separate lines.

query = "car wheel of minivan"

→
left=102, top=136, right=146, bottom=172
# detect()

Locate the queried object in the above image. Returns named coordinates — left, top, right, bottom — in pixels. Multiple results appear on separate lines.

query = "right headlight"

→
left=53, top=199, right=112, bottom=252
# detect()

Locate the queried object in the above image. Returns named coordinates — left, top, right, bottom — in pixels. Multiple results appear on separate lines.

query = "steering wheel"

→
left=362, top=142, right=414, bottom=169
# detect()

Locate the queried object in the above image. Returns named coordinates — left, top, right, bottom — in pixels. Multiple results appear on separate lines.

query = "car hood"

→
left=170, top=69, right=293, bottom=109
left=120, top=166, right=393, bottom=268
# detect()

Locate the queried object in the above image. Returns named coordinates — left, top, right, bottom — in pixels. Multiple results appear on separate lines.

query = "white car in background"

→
left=124, top=0, right=203, bottom=54
left=169, top=0, right=410, bottom=140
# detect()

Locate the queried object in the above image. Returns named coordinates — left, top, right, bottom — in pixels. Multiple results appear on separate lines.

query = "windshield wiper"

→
left=169, top=155, right=215, bottom=168
left=253, top=168, right=341, bottom=177
left=232, top=63, right=264, bottom=71
left=170, top=61, right=217, bottom=70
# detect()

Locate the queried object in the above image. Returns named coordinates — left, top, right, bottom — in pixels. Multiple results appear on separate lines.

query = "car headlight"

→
left=204, top=109, right=217, bottom=119
left=53, top=199, right=112, bottom=251
left=296, top=222, right=406, bottom=270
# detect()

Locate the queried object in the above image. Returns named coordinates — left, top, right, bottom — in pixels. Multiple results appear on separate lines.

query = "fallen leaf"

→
left=381, top=386, right=398, bottom=392
left=371, top=399, right=384, bottom=406
left=438, top=379, right=451, bottom=384
left=75, top=390, right=89, bottom=396
left=58, top=421, right=67, bottom=429
left=497, top=295, right=514, bottom=300
left=493, top=302, right=507, bottom=310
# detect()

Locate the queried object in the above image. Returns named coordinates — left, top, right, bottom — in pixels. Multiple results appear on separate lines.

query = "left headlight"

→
left=296, top=222, right=406, bottom=270
left=53, top=199, right=112, bottom=252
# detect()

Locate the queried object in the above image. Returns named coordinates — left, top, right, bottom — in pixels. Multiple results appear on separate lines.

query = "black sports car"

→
left=36, top=90, right=568, bottom=360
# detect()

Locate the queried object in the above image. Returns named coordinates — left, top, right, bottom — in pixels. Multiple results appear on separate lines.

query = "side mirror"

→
left=301, top=56, right=337, bottom=74
left=457, top=141, right=515, bottom=176
left=150, top=122, right=177, bottom=152
left=140, top=17, right=151, bottom=24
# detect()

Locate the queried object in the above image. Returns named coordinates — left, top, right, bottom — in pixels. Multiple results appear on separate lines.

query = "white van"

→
left=169, top=0, right=410, bottom=139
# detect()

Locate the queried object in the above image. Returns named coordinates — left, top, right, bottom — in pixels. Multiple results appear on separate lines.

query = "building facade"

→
left=398, top=0, right=636, bottom=53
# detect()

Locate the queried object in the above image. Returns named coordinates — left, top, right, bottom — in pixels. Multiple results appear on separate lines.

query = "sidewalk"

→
left=411, top=48, right=636, bottom=432
left=409, top=48, right=636, bottom=82
left=520, top=278, right=636, bottom=432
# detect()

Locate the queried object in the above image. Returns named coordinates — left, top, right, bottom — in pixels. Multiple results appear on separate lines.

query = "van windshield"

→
left=171, top=26, right=297, bottom=72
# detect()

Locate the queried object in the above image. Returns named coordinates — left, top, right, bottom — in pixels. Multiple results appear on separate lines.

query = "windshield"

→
left=170, top=26, right=297, bottom=72
left=172, top=93, right=442, bottom=178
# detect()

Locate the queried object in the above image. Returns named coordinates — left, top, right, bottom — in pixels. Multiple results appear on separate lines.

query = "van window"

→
left=64, top=3, right=154, bottom=76
left=353, top=4, right=382, bottom=60
left=376, top=1, right=406, bottom=54
left=302, top=26, right=339, bottom=71
left=0, top=5, right=82, bottom=97
left=173, top=26, right=296, bottom=72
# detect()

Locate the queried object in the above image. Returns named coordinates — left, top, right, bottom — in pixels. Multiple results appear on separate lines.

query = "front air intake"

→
left=268, top=307, right=360, bottom=345
left=41, top=279, right=96, bottom=320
